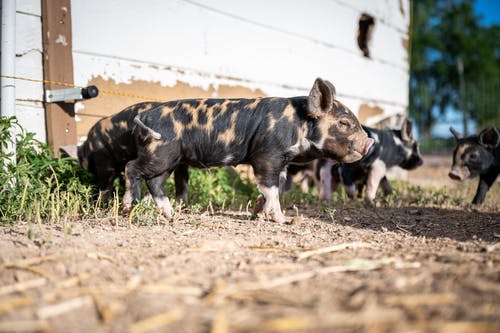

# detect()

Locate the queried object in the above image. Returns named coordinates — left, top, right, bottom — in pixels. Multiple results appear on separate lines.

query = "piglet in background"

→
left=60, top=102, right=189, bottom=202
left=336, top=119, right=423, bottom=205
left=449, top=126, right=500, bottom=205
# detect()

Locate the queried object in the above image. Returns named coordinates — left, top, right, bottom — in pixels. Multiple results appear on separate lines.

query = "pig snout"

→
left=448, top=167, right=468, bottom=181
left=448, top=170, right=464, bottom=181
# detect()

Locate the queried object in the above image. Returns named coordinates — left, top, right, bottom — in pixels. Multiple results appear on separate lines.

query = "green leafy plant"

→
left=165, top=167, right=259, bottom=209
left=0, top=117, right=259, bottom=224
left=0, top=117, right=96, bottom=224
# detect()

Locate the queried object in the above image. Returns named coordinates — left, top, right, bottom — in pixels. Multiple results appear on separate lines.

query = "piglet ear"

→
left=401, top=118, right=413, bottom=141
left=59, top=145, right=79, bottom=160
left=479, top=126, right=500, bottom=149
left=449, top=126, right=462, bottom=140
left=307, top=78, right=336, bottom=119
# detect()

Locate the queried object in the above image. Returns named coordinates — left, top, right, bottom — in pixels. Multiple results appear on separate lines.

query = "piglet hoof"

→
left=470, top=204, right=481, bottom=212
left=365, top=197, right=376, bottom=207
left=160, top=208, right=173, bottom=220
left=122, top=206, right=132, bottom=217
left=253, top=194, right=266, bottom=215
left=160, top=203, right=173, bottom=218
left=318, top=193, right=331, bottom=202
left=263, top=210, right=287, bottom=224
left=273, top=212, right=287, bottom=224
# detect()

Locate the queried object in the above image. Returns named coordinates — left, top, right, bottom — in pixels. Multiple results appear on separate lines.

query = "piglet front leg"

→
left=258, top=185, right=286, bottom=223
left=252, top=163, right=287, bottom=223
left=472, top=172, right=498, bottom=205
left=318, top=160, right=335, bottom=201
left=365, top=159, right=386, bottom=205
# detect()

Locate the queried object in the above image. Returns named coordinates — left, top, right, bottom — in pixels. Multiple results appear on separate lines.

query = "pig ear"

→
left=479, top=126, right=500, bottom=149
left=307, top=78, right=336, bottom=119
left=449, top=126, right=463, bottom=140
left=401, top=118, right=413, bottom=141
left=59, top=145, right=79, bottom=160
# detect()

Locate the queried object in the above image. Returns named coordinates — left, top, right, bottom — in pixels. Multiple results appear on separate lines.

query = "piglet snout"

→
left=448, top=171, right=463, bottom=181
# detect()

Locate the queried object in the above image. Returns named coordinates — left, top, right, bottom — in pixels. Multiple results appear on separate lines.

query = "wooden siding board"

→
left=41, top=0, right=77, bottom=154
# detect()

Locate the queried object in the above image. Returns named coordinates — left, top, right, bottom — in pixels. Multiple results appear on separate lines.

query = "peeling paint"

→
left=358, top=103, right=384, bottom=124
left=73, top=52, right=305, bottom=98
left=55, top=34, right=68, bottom=46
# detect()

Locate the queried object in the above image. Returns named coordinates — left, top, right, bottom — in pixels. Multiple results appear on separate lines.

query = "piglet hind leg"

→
left=380, top=176, right=393, bottom=196
left=146, top=170, right=174, bottom=219
left=96, top=170, right=117, bottom=202
left=174, top=164, right=189, bottom=205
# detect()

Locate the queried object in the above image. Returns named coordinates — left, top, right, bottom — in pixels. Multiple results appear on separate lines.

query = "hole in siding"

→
left=357, top=13, right=375, bottom=58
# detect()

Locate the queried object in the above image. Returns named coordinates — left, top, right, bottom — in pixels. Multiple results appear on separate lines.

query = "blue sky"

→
left=475, top=0, right=500, bottom=26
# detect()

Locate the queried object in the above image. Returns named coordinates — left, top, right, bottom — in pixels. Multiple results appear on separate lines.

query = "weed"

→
left=127, top=198, right=168, bottom=226
left=0, top=117, right=259, bottom=225
left=165, top=167, right=258, bottom=208
left=282, top=185, right=318, bottom=207
left=0, top=117, right=96, bottom=224
left=3, top=117, right=495, bottom=225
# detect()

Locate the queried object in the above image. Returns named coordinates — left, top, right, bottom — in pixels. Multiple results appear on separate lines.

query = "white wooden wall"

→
left=6, top=0, right=45, bottom=142
left=5, top=0, right=410, bottom=142
left=72, top=0, right=410, bottom=138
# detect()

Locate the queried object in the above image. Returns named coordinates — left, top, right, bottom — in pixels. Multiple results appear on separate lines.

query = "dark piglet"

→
left=449, top=126, right=500, bottom=205
left=125, top=78, right=374, bottom=222
left=61, top=102, right=189, bottom=202
left=285, top=159, right=340, bottom=201
left=336, top=119, right=423, bottom=204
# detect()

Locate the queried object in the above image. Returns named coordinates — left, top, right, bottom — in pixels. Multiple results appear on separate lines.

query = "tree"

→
left=410, top=0, right=500, bottom=138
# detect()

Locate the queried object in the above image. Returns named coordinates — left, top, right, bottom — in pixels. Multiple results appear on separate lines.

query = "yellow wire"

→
left=0, top=74, right=167, bottom=103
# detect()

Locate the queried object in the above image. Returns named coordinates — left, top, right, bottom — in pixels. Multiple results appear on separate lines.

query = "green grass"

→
left=1, top=117, right=496, bottom=225
left=321, top=179, right=499, bottom=211
left=0, top=117, right=259, bottom=225
left=1, top=117, right=96, bottom=224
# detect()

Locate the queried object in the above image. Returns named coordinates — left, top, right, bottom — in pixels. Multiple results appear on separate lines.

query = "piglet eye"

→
left=339, top=119, right=351, bottom=129
left=469, top=152, right=478, bottom=160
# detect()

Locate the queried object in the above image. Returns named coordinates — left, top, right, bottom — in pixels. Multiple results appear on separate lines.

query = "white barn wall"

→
left=6, top=0, right=410, bottom=143
left=71, top=0, right=410, bottom=139
left=4, top=0, right=45, bottom=142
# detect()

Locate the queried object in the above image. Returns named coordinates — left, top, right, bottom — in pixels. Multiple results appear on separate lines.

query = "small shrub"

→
left=0, top=117, right=96, bottom=224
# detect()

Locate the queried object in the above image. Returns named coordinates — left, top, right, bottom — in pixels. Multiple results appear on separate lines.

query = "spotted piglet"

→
left=336, top=119, right=423, bottom=205
left=124, top=78, right=374, bottom=222
left=61, top=102, right=189, bottom=202
left=449, top=126, right=500, bottom=205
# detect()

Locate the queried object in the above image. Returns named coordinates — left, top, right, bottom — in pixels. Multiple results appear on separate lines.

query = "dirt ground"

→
left=1, top=154, right=499, bottom=333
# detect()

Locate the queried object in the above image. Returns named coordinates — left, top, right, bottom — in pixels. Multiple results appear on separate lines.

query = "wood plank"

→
left=41, top=0, right=77, bottom=155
